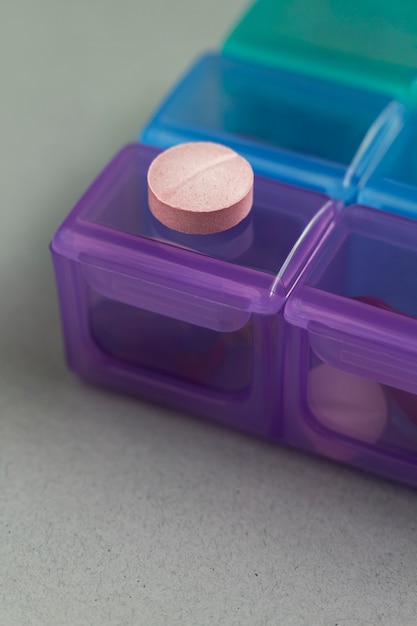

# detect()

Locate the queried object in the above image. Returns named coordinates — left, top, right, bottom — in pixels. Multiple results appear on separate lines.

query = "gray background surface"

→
left=1, top=1, right=417, bottom=624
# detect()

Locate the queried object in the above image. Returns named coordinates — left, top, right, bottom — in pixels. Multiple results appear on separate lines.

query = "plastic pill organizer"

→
left=51, top=0, right=417, bottom=488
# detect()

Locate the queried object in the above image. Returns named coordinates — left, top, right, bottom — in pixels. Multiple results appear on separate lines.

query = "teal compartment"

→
left=223, top=0, right=417, bottom=104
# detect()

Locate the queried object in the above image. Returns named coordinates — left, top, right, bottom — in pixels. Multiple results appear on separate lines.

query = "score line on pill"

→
left=147, top=142, right=254, bottom=234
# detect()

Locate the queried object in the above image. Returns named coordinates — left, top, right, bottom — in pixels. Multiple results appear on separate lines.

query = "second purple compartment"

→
left=285, top=205, right=417, bottom=487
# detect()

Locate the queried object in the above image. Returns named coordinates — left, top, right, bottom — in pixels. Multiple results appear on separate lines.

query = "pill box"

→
left=140, top=54, right=401, bottom=201
left=51, top=143, right=336, bottom=437
left=223, top=0, right=417, bottom=104
left=51, top=0, right=417, bottom=488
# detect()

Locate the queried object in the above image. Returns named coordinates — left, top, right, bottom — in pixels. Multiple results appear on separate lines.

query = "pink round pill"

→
left=147, top=142, right=254, bottom=234
left=306, top=363, right=388, bottom=461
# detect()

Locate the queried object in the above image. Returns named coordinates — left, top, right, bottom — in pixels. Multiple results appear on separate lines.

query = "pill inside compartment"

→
left=285, top=205, right=417, bottom=464
left=78, top=144, right=331, bottom=399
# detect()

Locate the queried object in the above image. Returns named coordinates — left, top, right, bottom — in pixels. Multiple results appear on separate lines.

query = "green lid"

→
left=223, top=0, right=417, bottom=104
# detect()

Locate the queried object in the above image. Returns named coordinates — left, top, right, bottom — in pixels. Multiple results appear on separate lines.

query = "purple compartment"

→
left=284, top=205, right=417, bottom=487
left=51, top=143, right=336, bottom=438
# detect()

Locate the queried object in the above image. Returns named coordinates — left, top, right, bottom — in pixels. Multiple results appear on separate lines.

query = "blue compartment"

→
left=140, top=53, right=403, bottom=201
left=359, top=112, right=417, bottom=219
